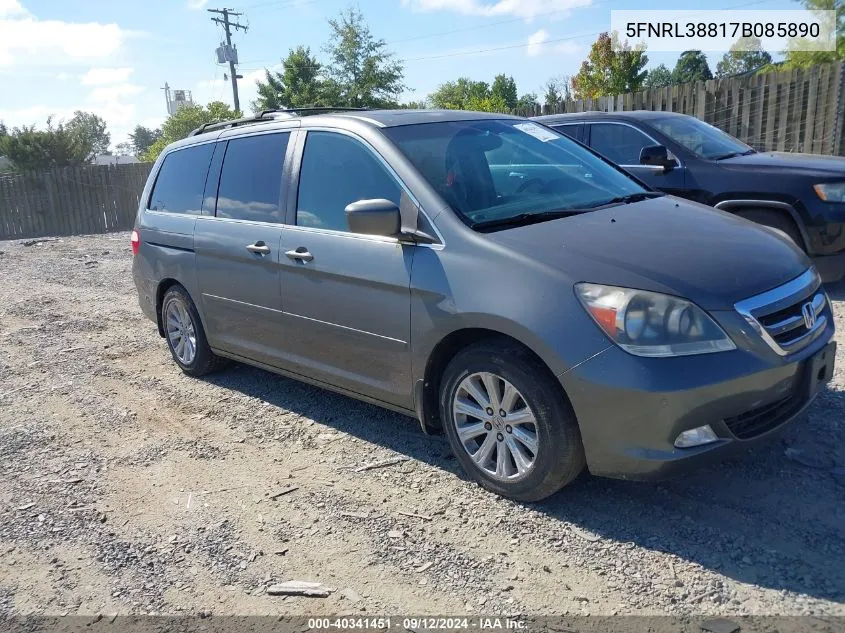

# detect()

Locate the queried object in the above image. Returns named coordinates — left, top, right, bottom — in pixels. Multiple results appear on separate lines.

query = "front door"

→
left=194, top=131, right=292, bottom=367
left=588, top=122, right=687, bottom=196
left=279, top=130, right=414, bottom=408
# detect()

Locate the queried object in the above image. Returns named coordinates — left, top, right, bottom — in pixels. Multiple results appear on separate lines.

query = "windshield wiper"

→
left=470, top=209, right=587, bottom=231
left=587, top=191, right=665, bottom=207
left=712, top=149, right=756, bottom=161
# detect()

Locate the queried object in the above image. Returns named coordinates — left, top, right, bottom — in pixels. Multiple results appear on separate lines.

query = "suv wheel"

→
left=161, top=285, right=228, bottom=376
left=439, top=338, right=585, bottom=501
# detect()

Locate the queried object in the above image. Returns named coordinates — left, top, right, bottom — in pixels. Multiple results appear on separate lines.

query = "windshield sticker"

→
left=514, top=122, right=559, bottom=142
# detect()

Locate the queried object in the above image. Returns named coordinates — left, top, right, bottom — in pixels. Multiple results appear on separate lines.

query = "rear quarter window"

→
left=147, top=143, right=215, bottom=214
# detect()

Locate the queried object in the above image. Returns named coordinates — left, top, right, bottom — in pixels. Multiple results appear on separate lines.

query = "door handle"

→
left=285, top=247, right=314, bottom=262
left=246, top=241, right=271, bottom=255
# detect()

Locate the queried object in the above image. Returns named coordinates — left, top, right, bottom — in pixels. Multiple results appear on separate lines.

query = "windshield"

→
left=650, top=116, right=754, bottom=160
left=383, top=119, right=649, bottom=229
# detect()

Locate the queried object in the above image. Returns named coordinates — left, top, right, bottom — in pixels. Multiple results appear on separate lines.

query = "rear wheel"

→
left=439, top=338, right=585, bottom=501
left=735, top=208, right=805, bottom=252
left=161, top=285, right=228, bottom=376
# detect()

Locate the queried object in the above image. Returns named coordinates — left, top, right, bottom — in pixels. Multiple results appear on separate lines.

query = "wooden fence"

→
left=522, top=62, right=845, bottom=156
left=0, top=163, right=153, bottom=241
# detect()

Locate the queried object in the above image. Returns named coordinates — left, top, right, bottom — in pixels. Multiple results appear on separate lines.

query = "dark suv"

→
left=534, top=111, right=845, bottom=283
left=132, top=108, right=835, bottom=501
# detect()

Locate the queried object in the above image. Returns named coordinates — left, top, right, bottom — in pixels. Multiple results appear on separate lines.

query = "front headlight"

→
left=574, top=283, right=736, bottom=357
left=813, top=182, right=845, bottom=202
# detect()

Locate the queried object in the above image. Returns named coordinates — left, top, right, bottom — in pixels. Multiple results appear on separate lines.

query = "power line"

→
left=208, top=7, right=249, bottom=112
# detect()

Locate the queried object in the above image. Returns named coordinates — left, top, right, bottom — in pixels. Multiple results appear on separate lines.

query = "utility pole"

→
left=208, top=8, right=248, bottom=112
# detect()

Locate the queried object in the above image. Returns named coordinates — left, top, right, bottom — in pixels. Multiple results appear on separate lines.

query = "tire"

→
left=160, top=284, right=228, bottom=377
left=735, top=208, right=805, bottom=252
left=439, top=338, right=585, bottom=502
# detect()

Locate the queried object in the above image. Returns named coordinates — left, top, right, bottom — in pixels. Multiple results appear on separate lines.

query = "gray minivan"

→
left=132, top=109, right=836, bottom=501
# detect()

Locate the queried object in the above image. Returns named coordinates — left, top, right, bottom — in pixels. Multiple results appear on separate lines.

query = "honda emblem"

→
left=801, top=302, right=816, bottom=329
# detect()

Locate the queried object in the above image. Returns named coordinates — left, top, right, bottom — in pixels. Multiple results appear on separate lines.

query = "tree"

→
left=252, top=46, right=325, bottom=112
left=66, top=111, right=110, bottom=159
left=572, top=32, right=648, bottom=99
left=400, top=100, right=428, bottom=109
left=543, top=75, right=573, bottom=111
left=782, top=0, right=844, bottom=68
left=322, top=8, right=404, bottom=108
left=715, top=37, right=772, bottom=77
left=490, top=74, right=518, bottom=110
left=644, top=63, right=673, bottom=88
left=0, top=117, right=93, bottom=171
left=128, top=125, right=162, bottom=155
left=672, top=50, right=712, bottom=84
left=515, top=93, right=540, bottom=114
left=141, top=102, right=239, bottom=162
left=428, top=78, right=491, bottom=109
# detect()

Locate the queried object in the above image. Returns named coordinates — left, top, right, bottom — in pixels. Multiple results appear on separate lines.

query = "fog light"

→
left=674, top=425, right=719, bottom=448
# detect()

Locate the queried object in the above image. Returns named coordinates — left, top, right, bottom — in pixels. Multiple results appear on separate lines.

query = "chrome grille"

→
left=734, top=269, right=829, bottom=356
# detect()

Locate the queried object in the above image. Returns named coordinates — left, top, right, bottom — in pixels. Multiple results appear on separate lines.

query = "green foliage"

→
left=323, top=7, right=405, bottom=108
left=66, top=111, right=110, bottom=158
left=140, top=102, right=240, bottom=162
left=543, top=75, right=573, bottom=111
left=428, top=78, right=491, bottom=109
left=515, top=93, right=540, bottom=114
left=491, top=74, right=518, bottom=110
left=0, top=117, right=94, bottom=171
left=128, top=125, right=162, bottom=155
left=252, top=46, right=325, bottom=112
left=782, top=0, right=844, bottom=68
left=573, top=32, right=649, bottom=99
left=715, top=37, right=773, bottom=77
left=399, top=100, right=428, bottom=109
left=672, top=50, right=713, bottom=84
left=644, top=63, right=673, bottom=88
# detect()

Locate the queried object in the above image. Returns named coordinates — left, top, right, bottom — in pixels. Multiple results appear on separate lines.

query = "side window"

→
left=296, top=132, right=401, bottom=232
left=215, top=133, right=290, bottom=223
left=552, top=124, right=581, bottom=141
left=148, top=143, right=214, bottom=214
left=589, top=123, right=654, bottom=165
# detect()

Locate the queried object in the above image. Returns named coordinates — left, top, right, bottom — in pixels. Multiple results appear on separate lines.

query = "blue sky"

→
left=0, top=0, right=797, bottom=148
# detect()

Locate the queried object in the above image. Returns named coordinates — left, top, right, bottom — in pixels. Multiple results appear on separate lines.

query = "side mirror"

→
left=639, top=145, right=677, bottom=171
left=345, top=199, right=401, bottom=237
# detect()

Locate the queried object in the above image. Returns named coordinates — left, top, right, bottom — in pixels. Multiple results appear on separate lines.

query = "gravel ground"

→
left=0, top=233, right=843, bottom=618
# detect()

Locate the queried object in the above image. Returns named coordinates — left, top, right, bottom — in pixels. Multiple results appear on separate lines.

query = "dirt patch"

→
left=1, top=233, right=844, bottom=617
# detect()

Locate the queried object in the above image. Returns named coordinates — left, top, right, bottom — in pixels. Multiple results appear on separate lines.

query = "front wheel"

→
left=439, top=339, right=585, bottom=501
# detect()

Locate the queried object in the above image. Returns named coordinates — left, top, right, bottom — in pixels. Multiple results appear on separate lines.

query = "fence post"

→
left=833, top=61, right=845, bottom=155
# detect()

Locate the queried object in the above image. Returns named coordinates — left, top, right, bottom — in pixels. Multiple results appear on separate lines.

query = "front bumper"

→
left=560, top=327, right=836, bottom=481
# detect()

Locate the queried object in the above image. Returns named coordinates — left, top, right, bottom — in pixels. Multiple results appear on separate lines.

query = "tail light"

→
left=131, top=229, right=140, bottom=256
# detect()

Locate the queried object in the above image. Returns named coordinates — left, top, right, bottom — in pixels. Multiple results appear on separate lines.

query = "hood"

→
left=719, top=150, right=845, bottom=177
left=485, top=196, right=811, bottom=310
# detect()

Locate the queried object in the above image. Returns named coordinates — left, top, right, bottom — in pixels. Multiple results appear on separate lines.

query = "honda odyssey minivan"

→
left=132, top=108, right=836, bottom=501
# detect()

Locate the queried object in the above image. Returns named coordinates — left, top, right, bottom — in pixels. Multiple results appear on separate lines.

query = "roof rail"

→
left=188, top=114, right=274, bottom=137
left=187, top=107, right=370, bottom=137
left=257, top=106, right=369, bottom=118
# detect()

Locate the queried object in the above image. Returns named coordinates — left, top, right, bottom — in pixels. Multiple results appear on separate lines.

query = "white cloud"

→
left=526, top=29, right=581, bottom=57
left=81, top=67, right=134, bottom=86
left=402, top=0, right=591, bottom=21
left=186, top=0, right=209, bottom=9
left=0, top=7, right=131, bottom=67
left=0, top=0, right=27, bottom=18
left=527, top=29, right=549, bottom=56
